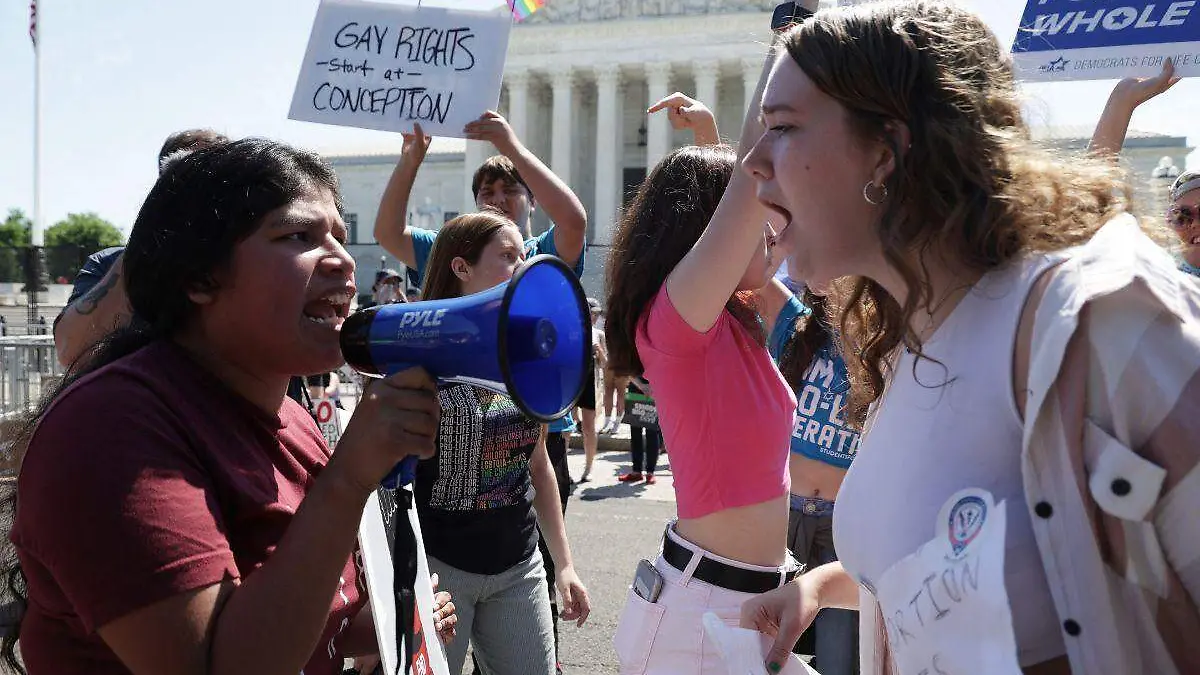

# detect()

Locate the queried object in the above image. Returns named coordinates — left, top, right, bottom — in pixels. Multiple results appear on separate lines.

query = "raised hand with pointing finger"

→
left=648, top=92, right=720, bottom=146
left=401, top=123, right=432, bottom=167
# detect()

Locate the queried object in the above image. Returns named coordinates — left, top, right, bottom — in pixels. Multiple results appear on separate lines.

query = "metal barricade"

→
left=0, top=336, right=62, bottom=418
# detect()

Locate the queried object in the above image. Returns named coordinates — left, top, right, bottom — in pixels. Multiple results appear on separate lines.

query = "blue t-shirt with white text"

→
left=771, top=296, right=859, bottom=469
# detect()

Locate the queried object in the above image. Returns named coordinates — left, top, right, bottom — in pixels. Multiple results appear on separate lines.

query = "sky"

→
left=1, top=0, right=1196, bottom=239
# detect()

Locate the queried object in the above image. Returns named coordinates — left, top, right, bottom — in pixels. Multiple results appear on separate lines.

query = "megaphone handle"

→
left=382, top=455, right=419, bottom=489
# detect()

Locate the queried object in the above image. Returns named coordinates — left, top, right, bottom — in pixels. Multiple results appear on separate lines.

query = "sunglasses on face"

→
left=1168, top=205, right=1197, bottom=230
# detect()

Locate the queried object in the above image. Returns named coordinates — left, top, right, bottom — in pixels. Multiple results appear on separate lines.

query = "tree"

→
left=0, top=209, right=32, bottom=283
left=44, top=213, right=125, bottom=281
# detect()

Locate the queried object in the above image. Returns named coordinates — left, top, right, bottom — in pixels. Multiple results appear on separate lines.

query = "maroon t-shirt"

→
left=10, top=341, right=365, bottom=675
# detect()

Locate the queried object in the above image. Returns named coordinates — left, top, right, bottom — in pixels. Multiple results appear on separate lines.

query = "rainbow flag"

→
left=508, top=0, right=545, bottom=22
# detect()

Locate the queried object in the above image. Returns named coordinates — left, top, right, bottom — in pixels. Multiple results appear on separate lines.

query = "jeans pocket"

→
left=613, top=588, right=666, bottom=674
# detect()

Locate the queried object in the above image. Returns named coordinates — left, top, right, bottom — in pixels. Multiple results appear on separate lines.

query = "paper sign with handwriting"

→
left=1012, top=0, right=1200, bottom=81
left=289, top=0, right=512, bottom=138
left=873, top=488, right=1022, bottom=675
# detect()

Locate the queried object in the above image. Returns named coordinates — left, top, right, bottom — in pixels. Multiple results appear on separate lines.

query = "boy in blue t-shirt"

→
left=373, top=113, right=587, bottom=287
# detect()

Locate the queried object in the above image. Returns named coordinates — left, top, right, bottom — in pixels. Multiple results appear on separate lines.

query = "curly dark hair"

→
left=604, top=144, right=763, bottom=378
left=776, top=288, right=834, bottom=394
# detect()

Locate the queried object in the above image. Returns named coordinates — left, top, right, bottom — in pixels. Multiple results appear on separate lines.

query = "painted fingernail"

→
left=768, top=662, right=782, bottom=673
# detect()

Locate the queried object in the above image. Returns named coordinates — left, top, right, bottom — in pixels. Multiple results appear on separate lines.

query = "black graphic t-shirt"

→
left=415, top=384, right=541, bottom=575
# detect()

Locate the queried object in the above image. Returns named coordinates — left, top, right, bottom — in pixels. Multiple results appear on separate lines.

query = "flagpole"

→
left=28, top=0, right=47, bottom=328
left=32, top=2, right=42, bottom=249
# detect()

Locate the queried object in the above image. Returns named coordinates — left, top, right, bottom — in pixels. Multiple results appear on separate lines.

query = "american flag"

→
left=29, top=1, right=37, bottom=47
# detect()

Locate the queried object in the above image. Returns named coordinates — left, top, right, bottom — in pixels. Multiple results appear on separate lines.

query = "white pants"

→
left=613, top=525, right=809, bottom=675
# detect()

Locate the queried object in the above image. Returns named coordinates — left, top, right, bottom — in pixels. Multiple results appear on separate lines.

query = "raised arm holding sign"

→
left=373, top=110, right=588, bottom=288
left=289, top=0, right=512, bottom=137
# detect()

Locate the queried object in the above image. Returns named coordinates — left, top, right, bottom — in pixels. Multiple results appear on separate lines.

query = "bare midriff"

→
left=674, top=494, right=791, bottom=567
left=789, top=454, right=847, bottom=501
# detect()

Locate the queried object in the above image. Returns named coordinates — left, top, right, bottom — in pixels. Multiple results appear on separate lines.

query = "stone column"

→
left=594, top=64, right=622, bottom=246
left=742, top=57, right=762, bottom=114
left=505, top=70, right=531, bottom=143
left=645, top=61, right=673, bottom=169
left=463, top=140, right=490, bottom=212
left=551, top=66, right=576, bottom=187
left=694, top=60, right=720, bottom=120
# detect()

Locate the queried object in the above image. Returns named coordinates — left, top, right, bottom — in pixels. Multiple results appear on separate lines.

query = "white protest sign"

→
left=289, top=0, right=512, bottom=138
left=1011, top=0, right=1200, bottom=81
left=314, top=398, right=343, bottom=450
left=873, top=488, right=1022, bottom=675
left=359, top=486, right=449, bottom=675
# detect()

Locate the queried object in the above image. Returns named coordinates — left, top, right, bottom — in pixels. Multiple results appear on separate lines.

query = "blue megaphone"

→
left=340, top=255, right=592, bottom=488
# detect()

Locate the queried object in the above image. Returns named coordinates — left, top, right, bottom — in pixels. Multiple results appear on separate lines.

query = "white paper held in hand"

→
left=703, top=612, right=821, bottom=675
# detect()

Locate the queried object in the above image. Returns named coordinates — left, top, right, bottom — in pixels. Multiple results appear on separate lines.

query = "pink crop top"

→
left=636, top=286, right=796, bottom=519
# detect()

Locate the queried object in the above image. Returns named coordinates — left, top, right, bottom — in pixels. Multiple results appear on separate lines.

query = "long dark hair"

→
left=0, top=138, right=341, bottom=673
left=777, top=288, right=833, bottom=393
left=605, top=144, right=763, bottom=378
left=421, top=209, right=518, bottom=302
left=781, top=1, right=1127, bottom=423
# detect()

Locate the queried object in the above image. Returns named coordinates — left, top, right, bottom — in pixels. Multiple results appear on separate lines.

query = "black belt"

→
left=662, top=533, right=799, bottom=595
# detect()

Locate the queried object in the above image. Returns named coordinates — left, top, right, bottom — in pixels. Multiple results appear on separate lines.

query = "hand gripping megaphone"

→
left=340, top=255, right=592, bottom=488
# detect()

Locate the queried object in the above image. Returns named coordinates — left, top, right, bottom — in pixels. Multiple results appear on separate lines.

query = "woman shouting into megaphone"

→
left=3, top=139, right=447, bottom=675
left=410, top=209, right=592, bottom=675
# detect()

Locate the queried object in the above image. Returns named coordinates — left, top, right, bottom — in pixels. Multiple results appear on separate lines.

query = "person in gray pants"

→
left=412, top=212, right=592, bottom=675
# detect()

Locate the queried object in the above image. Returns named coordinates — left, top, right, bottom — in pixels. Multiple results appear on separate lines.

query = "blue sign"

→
left=1011, top=0, right=1200, bottom=81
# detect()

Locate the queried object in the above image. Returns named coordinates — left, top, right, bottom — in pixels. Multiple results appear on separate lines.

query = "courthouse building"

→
left=337, top=0, right=781, bottom=300
left=330, top=0, right=1193, bottom=302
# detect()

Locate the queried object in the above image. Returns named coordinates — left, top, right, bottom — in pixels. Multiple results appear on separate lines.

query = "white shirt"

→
left=835, top=252, right=1068, bottom=668
left=844, top=214, right=1200, bottom=675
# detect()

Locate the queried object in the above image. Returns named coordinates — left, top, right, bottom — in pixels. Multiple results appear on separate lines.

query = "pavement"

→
left=566, top=423, right=675, bottom=501
left=553, top=441, right=677, bottom=675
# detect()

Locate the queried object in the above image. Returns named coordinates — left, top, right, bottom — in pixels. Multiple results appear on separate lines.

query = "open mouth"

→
left=303, top=289, right=354, bottom=329
left=771, top=218, right=792, bottom=246
left=759, top=198, right=793, bottom=246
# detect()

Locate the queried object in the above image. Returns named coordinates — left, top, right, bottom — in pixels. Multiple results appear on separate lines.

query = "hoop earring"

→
left=863, top=181, right=888, bottom=206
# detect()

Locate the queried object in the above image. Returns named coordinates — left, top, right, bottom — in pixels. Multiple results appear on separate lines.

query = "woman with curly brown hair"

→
left=740, top=2, right=1200, bottom=674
